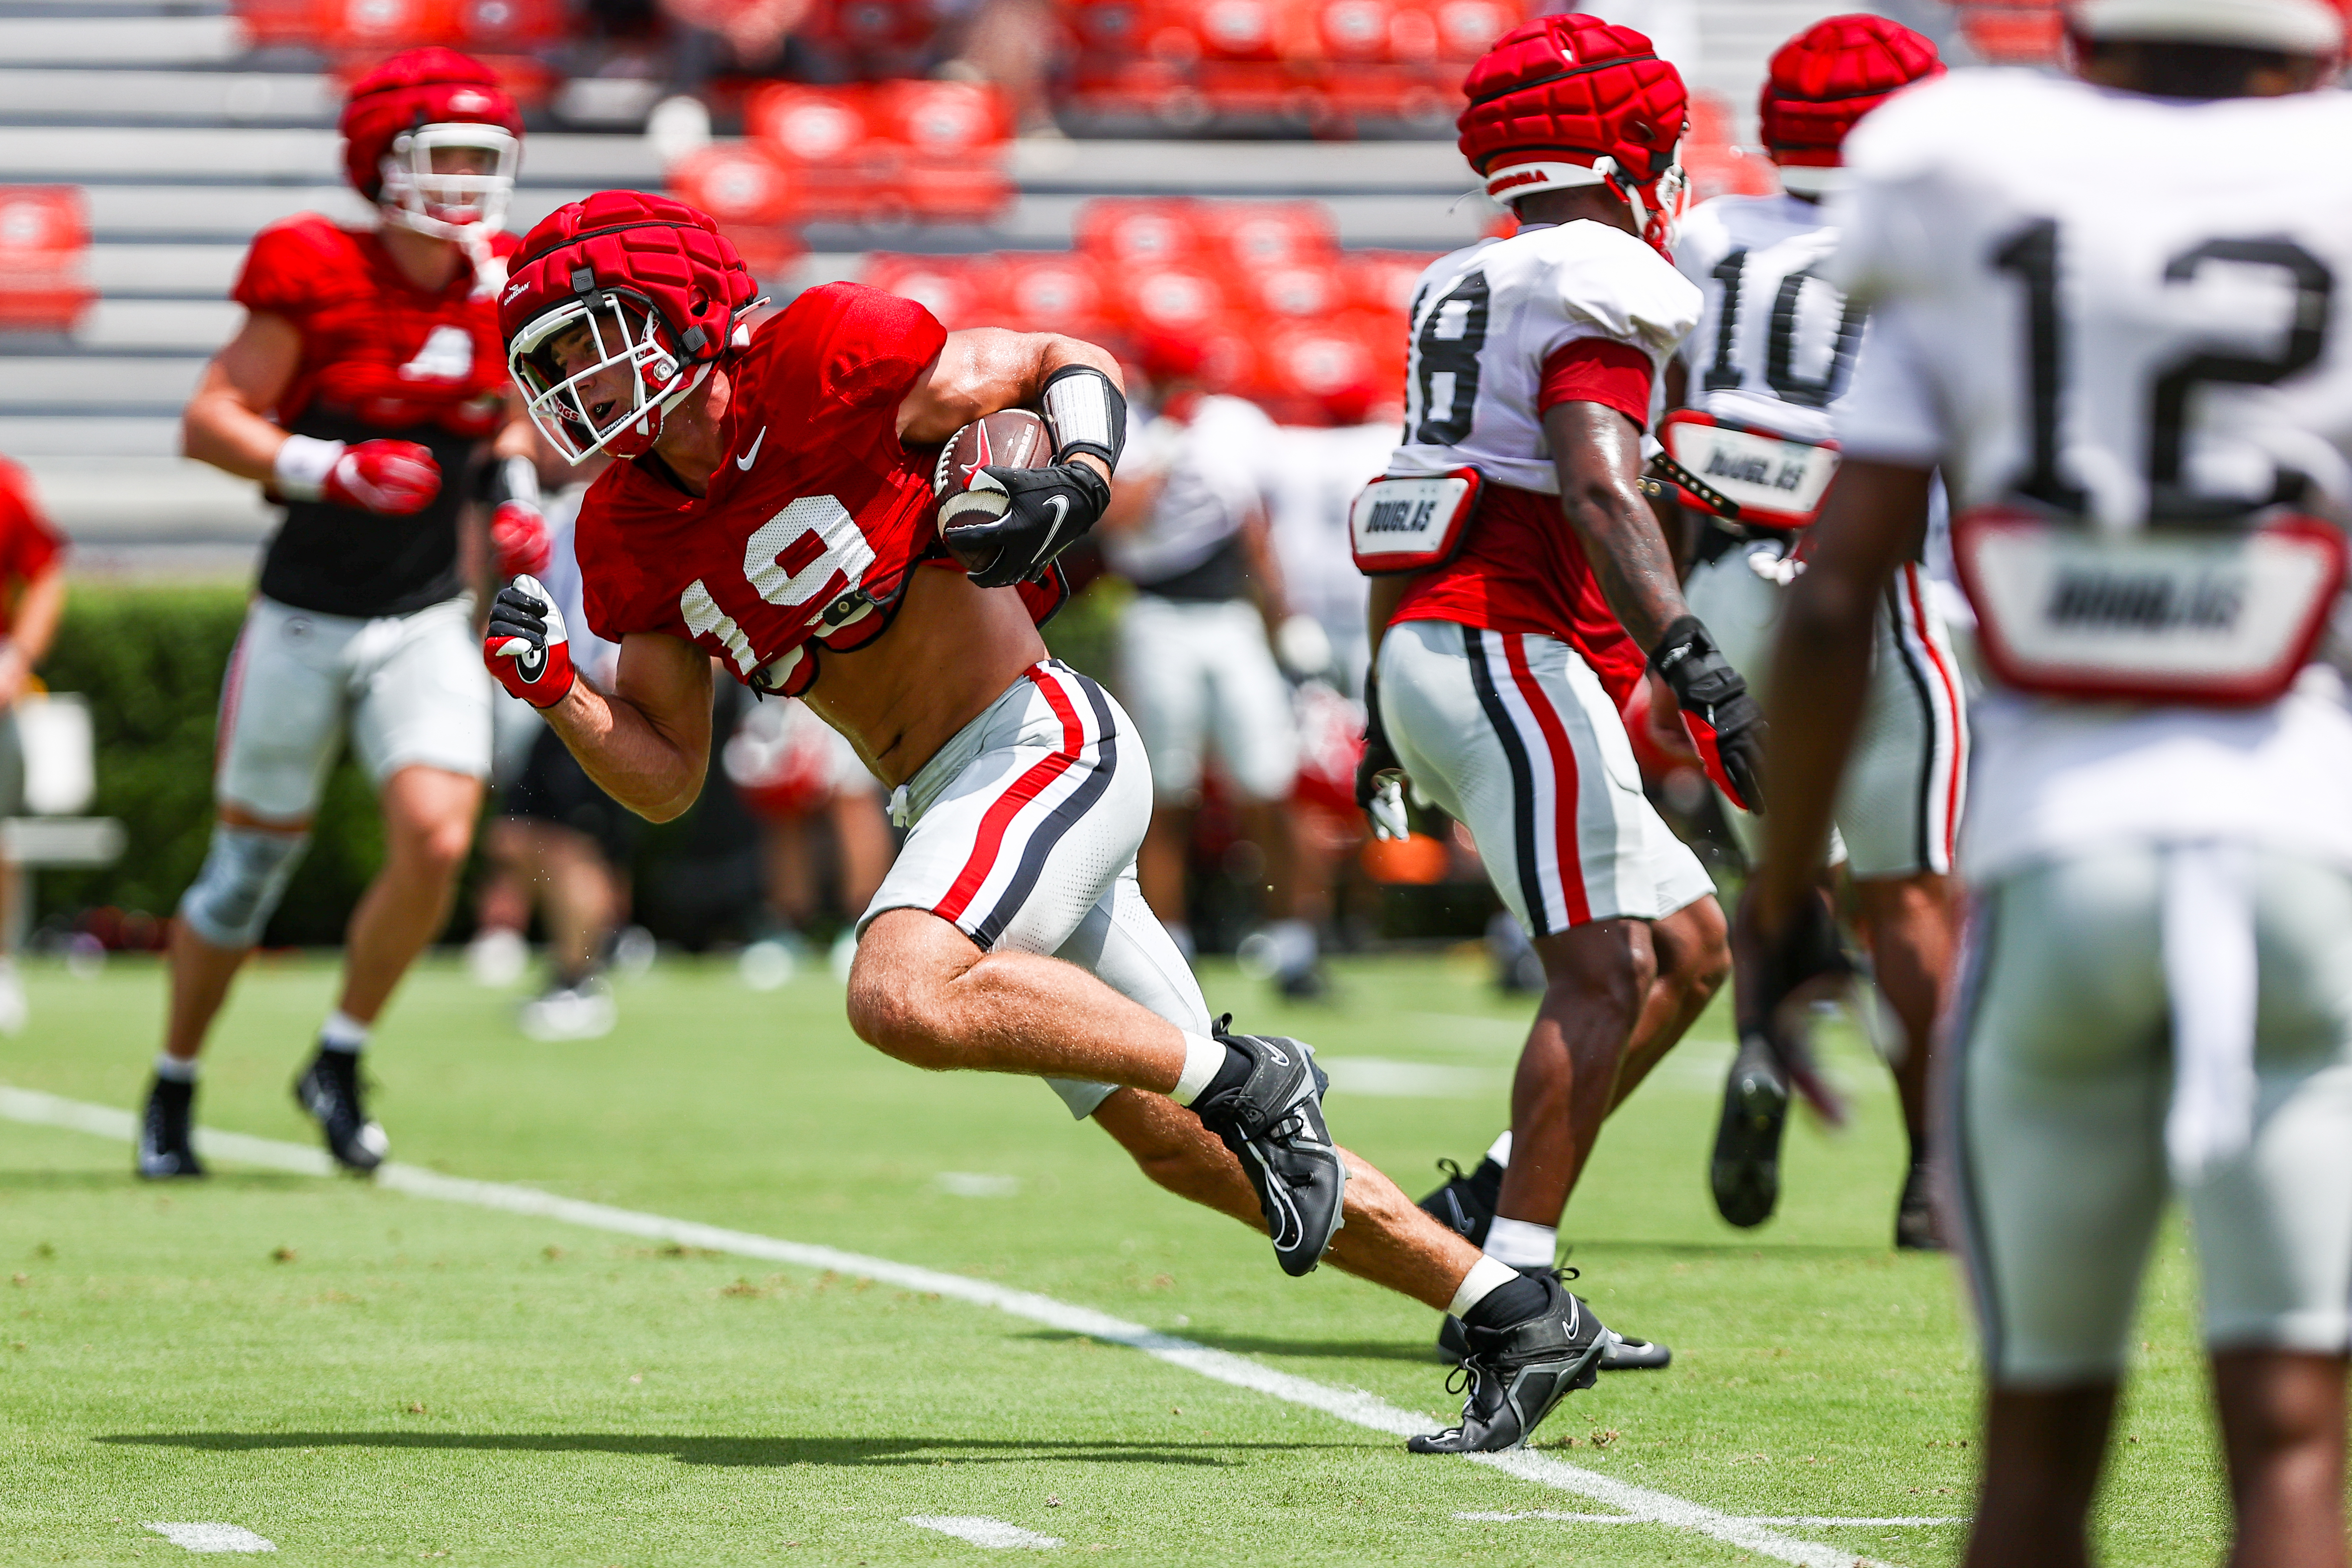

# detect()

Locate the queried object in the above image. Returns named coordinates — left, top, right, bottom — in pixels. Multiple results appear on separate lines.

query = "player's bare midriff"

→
left=797, top=563, right=1049, bottom=788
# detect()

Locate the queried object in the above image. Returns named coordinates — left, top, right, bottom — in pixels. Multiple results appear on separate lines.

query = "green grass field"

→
left=0, top=949, right=2232, bottom=1564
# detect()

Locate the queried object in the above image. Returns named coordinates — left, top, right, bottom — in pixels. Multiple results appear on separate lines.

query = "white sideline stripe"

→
left=6, top=1085, right=1882, bottom=1568
left=905, top=1516, right=1064, bottom=1549
left=141, top=1522, right=276, bottom=1553
left=1460, top=1509, right=1965, bottom=1527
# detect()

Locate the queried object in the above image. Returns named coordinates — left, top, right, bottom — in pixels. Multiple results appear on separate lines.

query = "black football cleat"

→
left=1418, top=1154, right=1503, bottom=1249
left=135, top=1076, right=205, bottom=1179
left=293, top=1048, right=388, bottom=1175
left=1189, top=1017, right=1345, bottom=1277
left=1410, top=1270, right=1608, bottom=1454
left=1895, top=1161, right=1942, bottom=1251
left=1710, top=1033, right=1788, bottom=1229
left=1436, top=1267, right=1670, bottom=1372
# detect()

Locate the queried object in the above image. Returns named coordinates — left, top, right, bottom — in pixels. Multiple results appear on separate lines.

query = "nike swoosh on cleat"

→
left=735, top=427, right=767, bottom=470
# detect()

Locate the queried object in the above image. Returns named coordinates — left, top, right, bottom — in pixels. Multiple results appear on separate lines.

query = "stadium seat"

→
left=1948, top=0, right=2065, bottom=63
left=1682, top=90, right=1780, bottom=203
left=668, top=140, right=801, bottom=227
left=0, top=187, right=96, bottom=332
left=862, top=253, right=999, bottom=329
left=1075, top=198, right=1206, bottom=265
left=1199, top=199, right=1336, bottom=270
left=991, top=252, right=1115, bottom=336
left=730, top=81, right=1014, bottom=224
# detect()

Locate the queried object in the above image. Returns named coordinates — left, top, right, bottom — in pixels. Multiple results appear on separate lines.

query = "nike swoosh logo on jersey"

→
left=735, top=427, right=767, bottom=470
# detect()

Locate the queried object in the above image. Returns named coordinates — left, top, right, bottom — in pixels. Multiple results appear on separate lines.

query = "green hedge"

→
left=35, top=574, right=1135, bottom=949
left=38, top=582, right=385, bottom=946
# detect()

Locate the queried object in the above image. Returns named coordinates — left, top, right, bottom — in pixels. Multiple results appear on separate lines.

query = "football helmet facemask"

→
left=501, top=192, right=764, bottom=463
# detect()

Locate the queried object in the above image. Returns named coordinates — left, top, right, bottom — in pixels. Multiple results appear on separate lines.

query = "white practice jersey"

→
left=1675, top=193, right=1862, bottom=445
left=1830, top=69, right=2352, bottom=878
left=1387, top=220, right=1700, bottom=493
left=1264, top=420, right=1395, bottom=635
left=1103, top=393, right=1277, bottom=586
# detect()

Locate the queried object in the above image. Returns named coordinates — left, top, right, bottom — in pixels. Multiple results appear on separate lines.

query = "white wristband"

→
left=272, top=434, right=346, bottom=502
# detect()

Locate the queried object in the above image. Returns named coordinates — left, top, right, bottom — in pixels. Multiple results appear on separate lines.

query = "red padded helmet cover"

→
left=501, top=191, right=760, bottom=367
left=339, top=47, right=522, bottom=202
left=1456, top=14, right=1688, bottom=188
left=1758, top=14, right=1943, bottom=168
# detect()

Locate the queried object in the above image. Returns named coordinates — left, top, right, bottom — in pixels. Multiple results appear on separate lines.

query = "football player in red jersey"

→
left=486, top=190, right=1610, bottom=1454
left=1357, top=16, right=1752, bottom=1369
left=136, top=48, right=549, bottom=1181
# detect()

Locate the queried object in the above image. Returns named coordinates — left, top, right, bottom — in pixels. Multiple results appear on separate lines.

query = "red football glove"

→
left=490, top=500, right=552, bottom=577
left=484, top=576, right=576, bottom=709
left=324, top=440, right=441, bottom=516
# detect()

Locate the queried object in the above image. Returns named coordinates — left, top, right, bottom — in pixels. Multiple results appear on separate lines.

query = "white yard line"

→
left=7, top=1085, right=1884, bottom=1568
left=141, top=1522, right=276, bottom=1553
left=1461, top=1509, right=1964, bottom=1527
left=904, top=1516, right=1064, bottom=1548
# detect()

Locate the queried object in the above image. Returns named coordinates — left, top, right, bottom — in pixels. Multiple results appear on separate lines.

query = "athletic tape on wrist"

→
left=1040, top=365, right=1126, bottom=471
left=272, top=434, right=346, bottom=503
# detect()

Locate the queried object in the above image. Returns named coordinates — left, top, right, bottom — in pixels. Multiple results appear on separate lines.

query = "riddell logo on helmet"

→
left=451, top=90, right=491, bottom=112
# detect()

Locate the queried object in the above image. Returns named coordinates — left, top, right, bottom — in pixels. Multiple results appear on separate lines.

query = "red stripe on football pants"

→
left=1503, top=633, right=1590, bottom=928
left=932, top=666, right=1085, bottom=927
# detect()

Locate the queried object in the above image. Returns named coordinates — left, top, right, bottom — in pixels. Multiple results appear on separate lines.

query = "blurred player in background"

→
left=1667, top=14, right=1963, bottom=1249
left=1101, top=331, right=1327, bottom=996
left=488, top=193, right=1613, bottom=1454
left=724, top=690, right=894, bottom=978
left=479, top=451, right=637, bottom=1042
left=0, top=457, right=68, bottom=1034
left=1360, top=15, right=1750, bottom=1367
left=136, top=49, right=548, bottom=1179
left=1749, top=3, right=2352, bottom=1559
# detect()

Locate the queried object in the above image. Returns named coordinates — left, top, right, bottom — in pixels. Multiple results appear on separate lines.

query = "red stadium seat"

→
left=734, top=82, right=1013, bottom=224
left=1682, top=90, right=1780, bottom=202
left=1242, top=262, right=1345, bottom=320
left=1339, top=250, right=1434, bottom=314
left=863, top=253, right=1000, bottom=329
left=870, top=79, right=1012, bottom=156
left=1200, top=200, right=1336, bottom=270
left=0, top=187, right=95, bottom=332
left=1116, top=261, right=1232, bottom=333
left=1075, top=199, right=1206, bottom=265
left=668, top=141, right=801, bottom=227
left=1951, top=1, right=2065, bottom=63
left=993, top=252, right=1115, bottom=336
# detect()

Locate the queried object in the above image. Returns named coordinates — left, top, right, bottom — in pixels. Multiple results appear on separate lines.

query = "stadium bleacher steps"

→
left=0, top=0, right=1921, bottom=557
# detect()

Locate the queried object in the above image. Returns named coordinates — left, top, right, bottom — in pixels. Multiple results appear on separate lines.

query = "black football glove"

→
left=1731, top=882, right=1854, bottom=1126
left=1354, top=665, right=1410, bottom=841
left=1649, top=615, right=1767, bottom=813
left=956, top=461, right=1111, bottom=589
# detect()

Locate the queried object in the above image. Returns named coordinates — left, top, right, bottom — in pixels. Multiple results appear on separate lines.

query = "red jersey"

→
left=0, top=459, right=64, bottom=639
left=232, top=215, right=519, bottom=618
left=1391, top=485, right=1648, bottom=707
left=576, top=282, right=1063, bottom=695
left=232, top=214, right=517, bottom=438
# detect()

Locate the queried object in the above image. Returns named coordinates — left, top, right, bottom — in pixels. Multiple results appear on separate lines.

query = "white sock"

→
left=1484, top=1129, right=1513, bottom=1167
left=1169, top=1031, right=1228, bottom=1106
left=319, top=1010, right=370, bottom=1053
left=153, top=1053, right=198, bottom=1083
left=1484, top=1216, right=1558, bottom=1270
left=1447, top=1255, right=1520, bottom=1319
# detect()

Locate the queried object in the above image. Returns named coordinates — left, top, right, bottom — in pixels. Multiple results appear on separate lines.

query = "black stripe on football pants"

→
left=1462, top=626, right=1552, bottom=938
left=972, top=665, right=1121, bottom=950
left=1883, top=577, right=1941, bottom=874
left=1943, top=890, right=2004, bottom=1377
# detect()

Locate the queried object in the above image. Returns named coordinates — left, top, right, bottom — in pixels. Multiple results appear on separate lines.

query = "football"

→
left=932, top=408, right=1052, bottom=571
